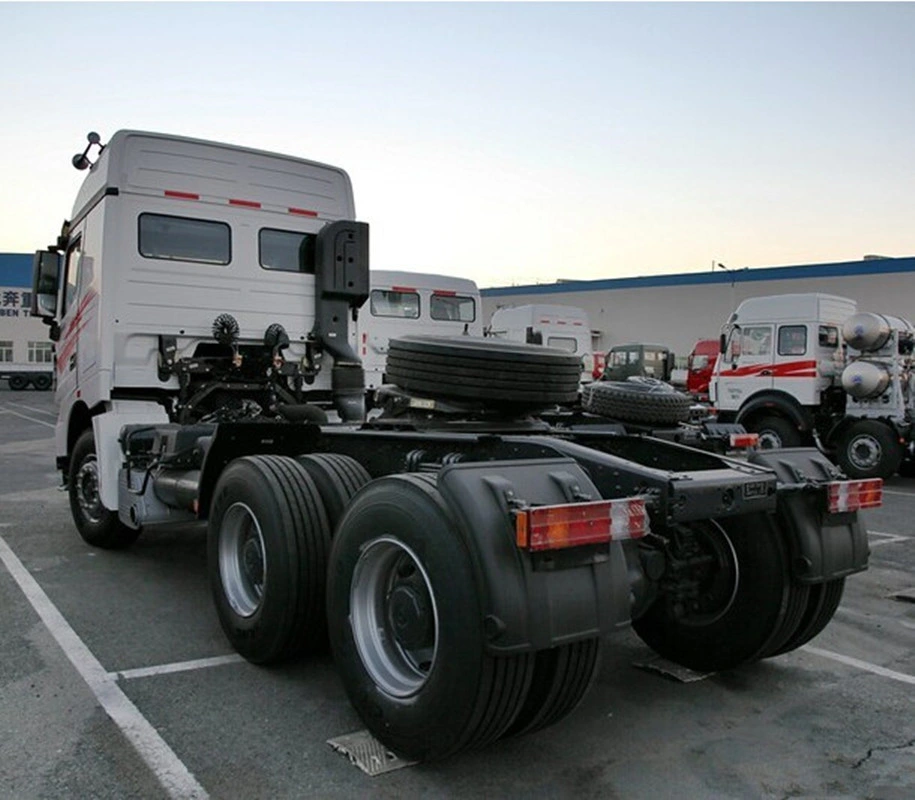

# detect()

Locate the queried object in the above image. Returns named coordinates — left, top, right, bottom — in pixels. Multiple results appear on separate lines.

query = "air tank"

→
left=841, top=360, right=891, bottom=399
left=842, top=312, right=894, bottom=352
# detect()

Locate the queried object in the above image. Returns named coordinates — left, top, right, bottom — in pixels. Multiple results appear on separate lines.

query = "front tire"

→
left=8, top=375, right=27, bottom=390
left=208, top=455, right=332, bottom=663
left=69, top=429, right=141, bottom=549
left=747, top=415, right=803, bottom=449
left=327, top=473, right=535, bottom=761
left=835, top=420, right=903, bottom=479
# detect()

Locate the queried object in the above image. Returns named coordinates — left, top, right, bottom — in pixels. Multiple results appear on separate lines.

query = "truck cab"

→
left=686, top=338, right=719, bottom=401
left=711, top=293, right=854, bottom=447
left=603, top=342, right=675, bottom=383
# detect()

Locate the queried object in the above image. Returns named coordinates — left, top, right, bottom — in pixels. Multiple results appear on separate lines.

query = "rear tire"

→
left=327, top=473, right=535, bottom=761
left=770, top=579, right=845, bottom=656
left=504, top=638, right=600, bottom=738
left=69, top=430, right=141, bottom=549
left=835, top=420, right=903, bottom=479
left=208, top=455, right=332, bottom=663
left=33, top=374, right=52, bottom=391
left=8, top=375, right=27, bottom=390
left=632, top=514, right=797, bottom=672
left=295, top=453, right=371, bottom=532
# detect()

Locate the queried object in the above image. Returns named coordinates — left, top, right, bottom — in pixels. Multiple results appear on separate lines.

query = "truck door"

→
left=715, top=324, right=775, bottom=409
left=54, top=235, right=86, bottom=401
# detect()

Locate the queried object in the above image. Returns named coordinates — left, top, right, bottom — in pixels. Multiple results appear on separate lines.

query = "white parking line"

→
left=881, top=488, right=915, bottom=498
left=3, top=402, right=57, bottom=416
left=0, top=536, right=209, bottom=800
left=802, top=645, right=915, bottom=686
left=868, top=530, right=912, bottom=547
left=0, top=407, right=55, bottom=429
left=111, top=654, right=244, bottom=681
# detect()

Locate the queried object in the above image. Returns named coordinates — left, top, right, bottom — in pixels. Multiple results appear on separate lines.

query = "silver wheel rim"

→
left=76, top=455, right=105, bottom=524
left=757, top=430, right=782, bottom=449
left=350, top=536, right=438, bottom=698
left=219, top=502, right=267, bottom=618
left=680, top=521, right=740, bottom=627
left=848, top=434, right=881, bottom=470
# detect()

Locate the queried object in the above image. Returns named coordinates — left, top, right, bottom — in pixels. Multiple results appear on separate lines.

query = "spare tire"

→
left=583, top=377, right=691, bottom=425
left=385, top=335, right=581, bottom=408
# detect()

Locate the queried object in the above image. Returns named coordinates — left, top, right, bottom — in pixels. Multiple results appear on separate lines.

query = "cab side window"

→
left=741, top=326, right=772, bottom=357
left=63, top=238, right=82, bottom=314
left=778, top=325, right=808, bottom=356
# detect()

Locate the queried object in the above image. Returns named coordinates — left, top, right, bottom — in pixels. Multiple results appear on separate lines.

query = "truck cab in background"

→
left=711, top=292, right=915, bottom=478
left=603, top=342, right=675, bottom=383
left=487, top=303, right=596, bottom=383
left=358, top=270, right=482, bottom=396
left=686, top=338, right=719, bottom=401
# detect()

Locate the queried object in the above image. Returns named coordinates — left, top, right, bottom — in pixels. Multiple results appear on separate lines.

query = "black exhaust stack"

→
left=312, top=220, right=370, bottom=422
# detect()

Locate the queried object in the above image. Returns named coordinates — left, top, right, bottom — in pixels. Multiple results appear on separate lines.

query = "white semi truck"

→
left=31, top=131, right=879, bottom=762
left=711, top=292, right=915, bottom=479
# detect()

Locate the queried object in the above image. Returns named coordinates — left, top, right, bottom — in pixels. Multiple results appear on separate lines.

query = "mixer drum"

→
left=842, top=359, right=891, bottom=399
left=842, top=312, right=893, bottom=352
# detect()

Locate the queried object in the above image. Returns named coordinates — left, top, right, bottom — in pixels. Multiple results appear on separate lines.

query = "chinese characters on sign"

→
left=0, top=289, right=32, bottom=317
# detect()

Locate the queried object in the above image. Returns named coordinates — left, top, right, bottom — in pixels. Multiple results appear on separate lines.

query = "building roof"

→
left=481, top=256, right=915, bottom=297
left=0, top=253, right=33, bottom=288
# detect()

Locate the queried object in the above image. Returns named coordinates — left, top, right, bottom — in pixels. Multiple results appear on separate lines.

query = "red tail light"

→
left=826, top=478, right=883, bottom=513
left=729, top=432, right=759, bottom=449
left=514, top=497, right=648, bottom=552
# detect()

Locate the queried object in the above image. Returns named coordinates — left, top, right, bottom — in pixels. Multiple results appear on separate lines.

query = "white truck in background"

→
left=711, top=292, right=915, bottom=478
left=359, top=270, right=482, bottom=395
left=487, top=303, right=596, bottom=382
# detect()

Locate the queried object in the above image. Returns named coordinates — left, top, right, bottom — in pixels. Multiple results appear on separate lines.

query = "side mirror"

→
left=30, top=250, right=61, bottom=320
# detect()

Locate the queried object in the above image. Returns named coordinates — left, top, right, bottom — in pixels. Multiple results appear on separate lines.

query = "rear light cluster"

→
left=729, top=432, right=759, bottom=449
left=514, top=497, right=648, bottom=552
left=826, top=478, right=883, bottom=513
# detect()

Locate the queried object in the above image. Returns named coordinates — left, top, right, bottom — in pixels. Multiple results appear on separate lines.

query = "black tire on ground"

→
left=295, top=453, right=371, bottom=532
left=69, top=429, right=142, bottom=549
left=770, top=579, right=845, bottom=657
left=208, top=455, right=332, bottom=664
left=632, top=514, right=799, bottom=672
left=385, top=335, right=582, bottom=408
left=8, top=375, right=27, bottom=390
left=746, top=415, right=803, bottom=449
left=327, top=472, right=536, bottom=761
left=583, top=378, right=692, bottom=425
left=834, top=420, right=904, bottom=480
left=32, top=374, right=52, bottom=391
left=503, top=638, right=601, bottom=738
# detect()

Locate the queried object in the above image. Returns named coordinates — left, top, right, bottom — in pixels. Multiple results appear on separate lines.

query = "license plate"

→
left=743, top=480, right=769, bottom=500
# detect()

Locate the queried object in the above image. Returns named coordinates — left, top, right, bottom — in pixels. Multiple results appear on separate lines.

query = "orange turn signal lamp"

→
left=826, top=478, right=883, bottom=513
left=514, top=497, right=648, bottom=552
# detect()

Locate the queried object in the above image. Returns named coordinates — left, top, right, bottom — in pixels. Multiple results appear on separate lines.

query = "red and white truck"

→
left=711, top=292, right=915, bottom=479
left=686, top=338, right=719, bottom=401
left=29, top=132, right=879, bottom=763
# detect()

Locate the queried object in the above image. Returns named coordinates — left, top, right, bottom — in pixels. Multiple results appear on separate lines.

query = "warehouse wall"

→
left=482, top=257, right=915, bottom=361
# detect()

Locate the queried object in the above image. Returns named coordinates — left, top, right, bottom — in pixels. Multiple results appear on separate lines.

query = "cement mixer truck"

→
left=710, top=292, right=915, bottom=479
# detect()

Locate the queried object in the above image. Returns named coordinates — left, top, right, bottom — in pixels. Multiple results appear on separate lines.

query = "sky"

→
left=1, top=1, right=914, bottom=289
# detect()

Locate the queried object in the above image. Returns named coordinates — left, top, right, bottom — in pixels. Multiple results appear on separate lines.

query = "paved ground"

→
left=1, top=387, right=913, bottom=799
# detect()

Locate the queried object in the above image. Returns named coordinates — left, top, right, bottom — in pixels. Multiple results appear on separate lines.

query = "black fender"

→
left=436, top=458, right=631, bottom=655
left=748, top=448, right=870, bottom=583
left=737, top=390, right=815, bottom=432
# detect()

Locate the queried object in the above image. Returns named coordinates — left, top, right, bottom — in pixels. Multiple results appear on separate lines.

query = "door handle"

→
left=69, top=354, right=76, bottom=371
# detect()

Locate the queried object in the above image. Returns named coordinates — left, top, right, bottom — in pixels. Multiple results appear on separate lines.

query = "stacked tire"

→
left=384, top=335, right=582, bottom=410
